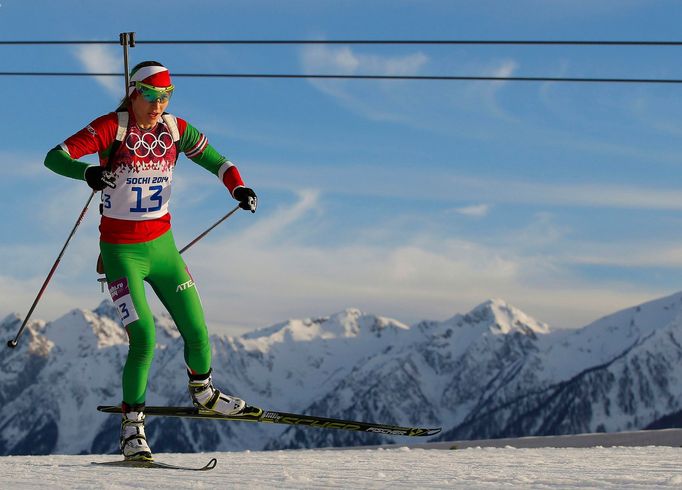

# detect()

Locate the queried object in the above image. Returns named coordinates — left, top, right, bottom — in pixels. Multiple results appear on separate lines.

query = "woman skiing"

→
left=44, top=61, right=258, bottom=461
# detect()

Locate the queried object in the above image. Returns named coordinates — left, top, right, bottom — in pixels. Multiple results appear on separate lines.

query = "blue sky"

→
left=2, top=0, right=682, bottom=334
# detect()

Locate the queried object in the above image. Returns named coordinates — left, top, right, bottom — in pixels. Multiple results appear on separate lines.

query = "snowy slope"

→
left=1, top=293, right=682, bottom=455
left=268, top=299, right=553, bottom=449
left=2, top=446, right=682, bottom=489
left=439, top=292, right=682, bottom=441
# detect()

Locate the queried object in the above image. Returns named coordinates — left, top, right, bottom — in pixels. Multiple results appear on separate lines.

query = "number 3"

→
left=119, top=303, right=130, bottom=320
left=148, top=184, right=163, bottom=212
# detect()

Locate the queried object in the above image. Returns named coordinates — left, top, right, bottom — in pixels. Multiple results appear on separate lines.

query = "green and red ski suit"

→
left=45, top=111, right=244, bottom=405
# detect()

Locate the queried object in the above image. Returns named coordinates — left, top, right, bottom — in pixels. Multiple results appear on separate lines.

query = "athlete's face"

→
left=131, top=92, right=170, bottom=129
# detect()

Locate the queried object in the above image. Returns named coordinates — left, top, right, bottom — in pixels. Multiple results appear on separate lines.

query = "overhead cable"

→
left=1, top=39, right=682, bottom=46
left=0, top=71, right=681, bottom=84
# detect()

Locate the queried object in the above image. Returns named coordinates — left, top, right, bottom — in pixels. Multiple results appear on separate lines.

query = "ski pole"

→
left=119, top=32, right=135, bottom=94
left=178, top=204, right=241, bottom=254
left=7, top=191, right=96, bottom=349
left=9, top=33, right=136, bottom=346
left=96, top=205, right=242, bottom=286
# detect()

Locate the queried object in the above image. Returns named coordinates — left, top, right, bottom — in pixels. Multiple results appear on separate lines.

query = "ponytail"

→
left=115, top=95, right=129, bottom=112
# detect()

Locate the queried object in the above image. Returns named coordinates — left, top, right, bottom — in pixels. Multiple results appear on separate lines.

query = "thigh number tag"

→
left=108, top=278, right=140, bottom=327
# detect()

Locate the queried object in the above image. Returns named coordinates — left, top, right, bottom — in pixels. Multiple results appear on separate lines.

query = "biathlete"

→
left=44, top=61, right=258, bottom=461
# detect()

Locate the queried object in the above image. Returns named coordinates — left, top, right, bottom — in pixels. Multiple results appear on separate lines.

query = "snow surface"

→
left=2, top=446, right=682, bottom=489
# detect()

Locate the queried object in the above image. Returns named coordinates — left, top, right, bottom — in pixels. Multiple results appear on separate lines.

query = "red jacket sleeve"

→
left=61, top=113, right=118, bottom=162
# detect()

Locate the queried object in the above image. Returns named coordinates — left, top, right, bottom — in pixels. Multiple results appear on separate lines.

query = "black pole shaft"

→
left=7, top=191, right=96, bottom=348
left=120, top=32, right=135, bottom=96
left=96, top=205, right=242, bottom=285
left=179, top=205, right=241, bottom=254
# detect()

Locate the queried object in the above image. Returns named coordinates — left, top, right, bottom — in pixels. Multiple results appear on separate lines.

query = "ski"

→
left=91, top=457, right=217, bottom=471
left=97, top=405, right=441, bottom=437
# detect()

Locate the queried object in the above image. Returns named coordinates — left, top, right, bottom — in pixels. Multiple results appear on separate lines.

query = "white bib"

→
left=101, top=117, right=178, bottom=221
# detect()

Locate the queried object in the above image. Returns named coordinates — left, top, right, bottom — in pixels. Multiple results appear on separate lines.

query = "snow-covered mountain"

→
left=1, top=293, right=681, bottom=455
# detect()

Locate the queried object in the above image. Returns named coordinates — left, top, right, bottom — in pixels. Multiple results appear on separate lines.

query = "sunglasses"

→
left=135, top=81, right=175, bottom=103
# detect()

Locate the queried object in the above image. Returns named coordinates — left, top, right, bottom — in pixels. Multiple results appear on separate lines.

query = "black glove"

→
left=85, top=166, right=116, bottom=191
left=233, top=186, right=257, bottom=213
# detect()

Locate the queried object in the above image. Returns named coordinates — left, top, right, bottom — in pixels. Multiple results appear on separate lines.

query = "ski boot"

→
left=120, top=403, right=153, bottom=461
left=188, top=369, right=249, bottom=416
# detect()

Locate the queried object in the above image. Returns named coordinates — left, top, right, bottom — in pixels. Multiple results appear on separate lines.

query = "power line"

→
left=0, top=40, right=119, bottom=45
left=145, top=39, right=682, bottom=46
left=1, top=39, right=682, bottom=46
left=0, top=72, right=681, bottom=84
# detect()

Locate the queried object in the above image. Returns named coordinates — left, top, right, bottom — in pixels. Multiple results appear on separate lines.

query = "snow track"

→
left=3, top=446, right=682, bottom=489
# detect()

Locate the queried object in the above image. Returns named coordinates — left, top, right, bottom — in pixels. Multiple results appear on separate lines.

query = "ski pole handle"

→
left=7, top=191, right=95, bottom=349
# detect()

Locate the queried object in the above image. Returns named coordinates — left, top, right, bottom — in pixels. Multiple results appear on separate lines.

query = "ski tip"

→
left=97, top=405, right=121, bottom=413
left=409, top=427, right=442, bottom=437
left=91, top=458, right=217, bottom=471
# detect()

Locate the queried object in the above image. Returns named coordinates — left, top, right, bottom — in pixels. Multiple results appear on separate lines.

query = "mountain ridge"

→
left=1, top=293, right=681, bottom=454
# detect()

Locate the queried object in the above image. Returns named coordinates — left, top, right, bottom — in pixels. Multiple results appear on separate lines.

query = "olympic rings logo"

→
left=126, top=131, right=173, bottom=158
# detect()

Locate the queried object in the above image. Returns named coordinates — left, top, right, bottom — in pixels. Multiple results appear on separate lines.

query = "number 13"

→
left=130, top=185, right=163, bottom=213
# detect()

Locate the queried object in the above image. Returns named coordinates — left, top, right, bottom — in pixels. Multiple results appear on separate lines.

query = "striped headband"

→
left=127, top=65, right=173, bottom=95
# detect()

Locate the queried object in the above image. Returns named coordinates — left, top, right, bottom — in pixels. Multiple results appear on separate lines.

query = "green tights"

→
left=100, top=230, right=211, bottom=405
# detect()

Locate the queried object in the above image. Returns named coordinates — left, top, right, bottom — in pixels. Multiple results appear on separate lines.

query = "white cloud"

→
left=299, top=45, right=525, bottom=128
left=0, top=151, right=45, bottom=178
left=569, top=242, right=682, bottom=268
left=169, top=192, right=668, bottom=334
left=493, top=60, right=518, bottom=79
left=1, top=188, right=673, bottom=336
left=239, top=189, right=320, bottom=244
left=301, top=45, right=428, bottom=76
left=444, top=58, right=520, bottom=123
left=450, top=175, right=682, bottom=211
left=299, top=45, right=429, bottom=122
left=300, top=45, right=681, bottom=168
left=452, top=204, right=491, bottom=217
left=483, top=60, right=520, bottom=121
left=303, top=46, right=360, bottom=73
left=73, top=45, right=122, bottom=97
left=248, top=159, right=682, bottom=212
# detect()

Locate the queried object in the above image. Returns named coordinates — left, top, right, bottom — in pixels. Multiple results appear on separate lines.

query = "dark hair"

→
left=115, top=96, right=130, bottom=113
left=115, top=60, right=167, bottom=112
